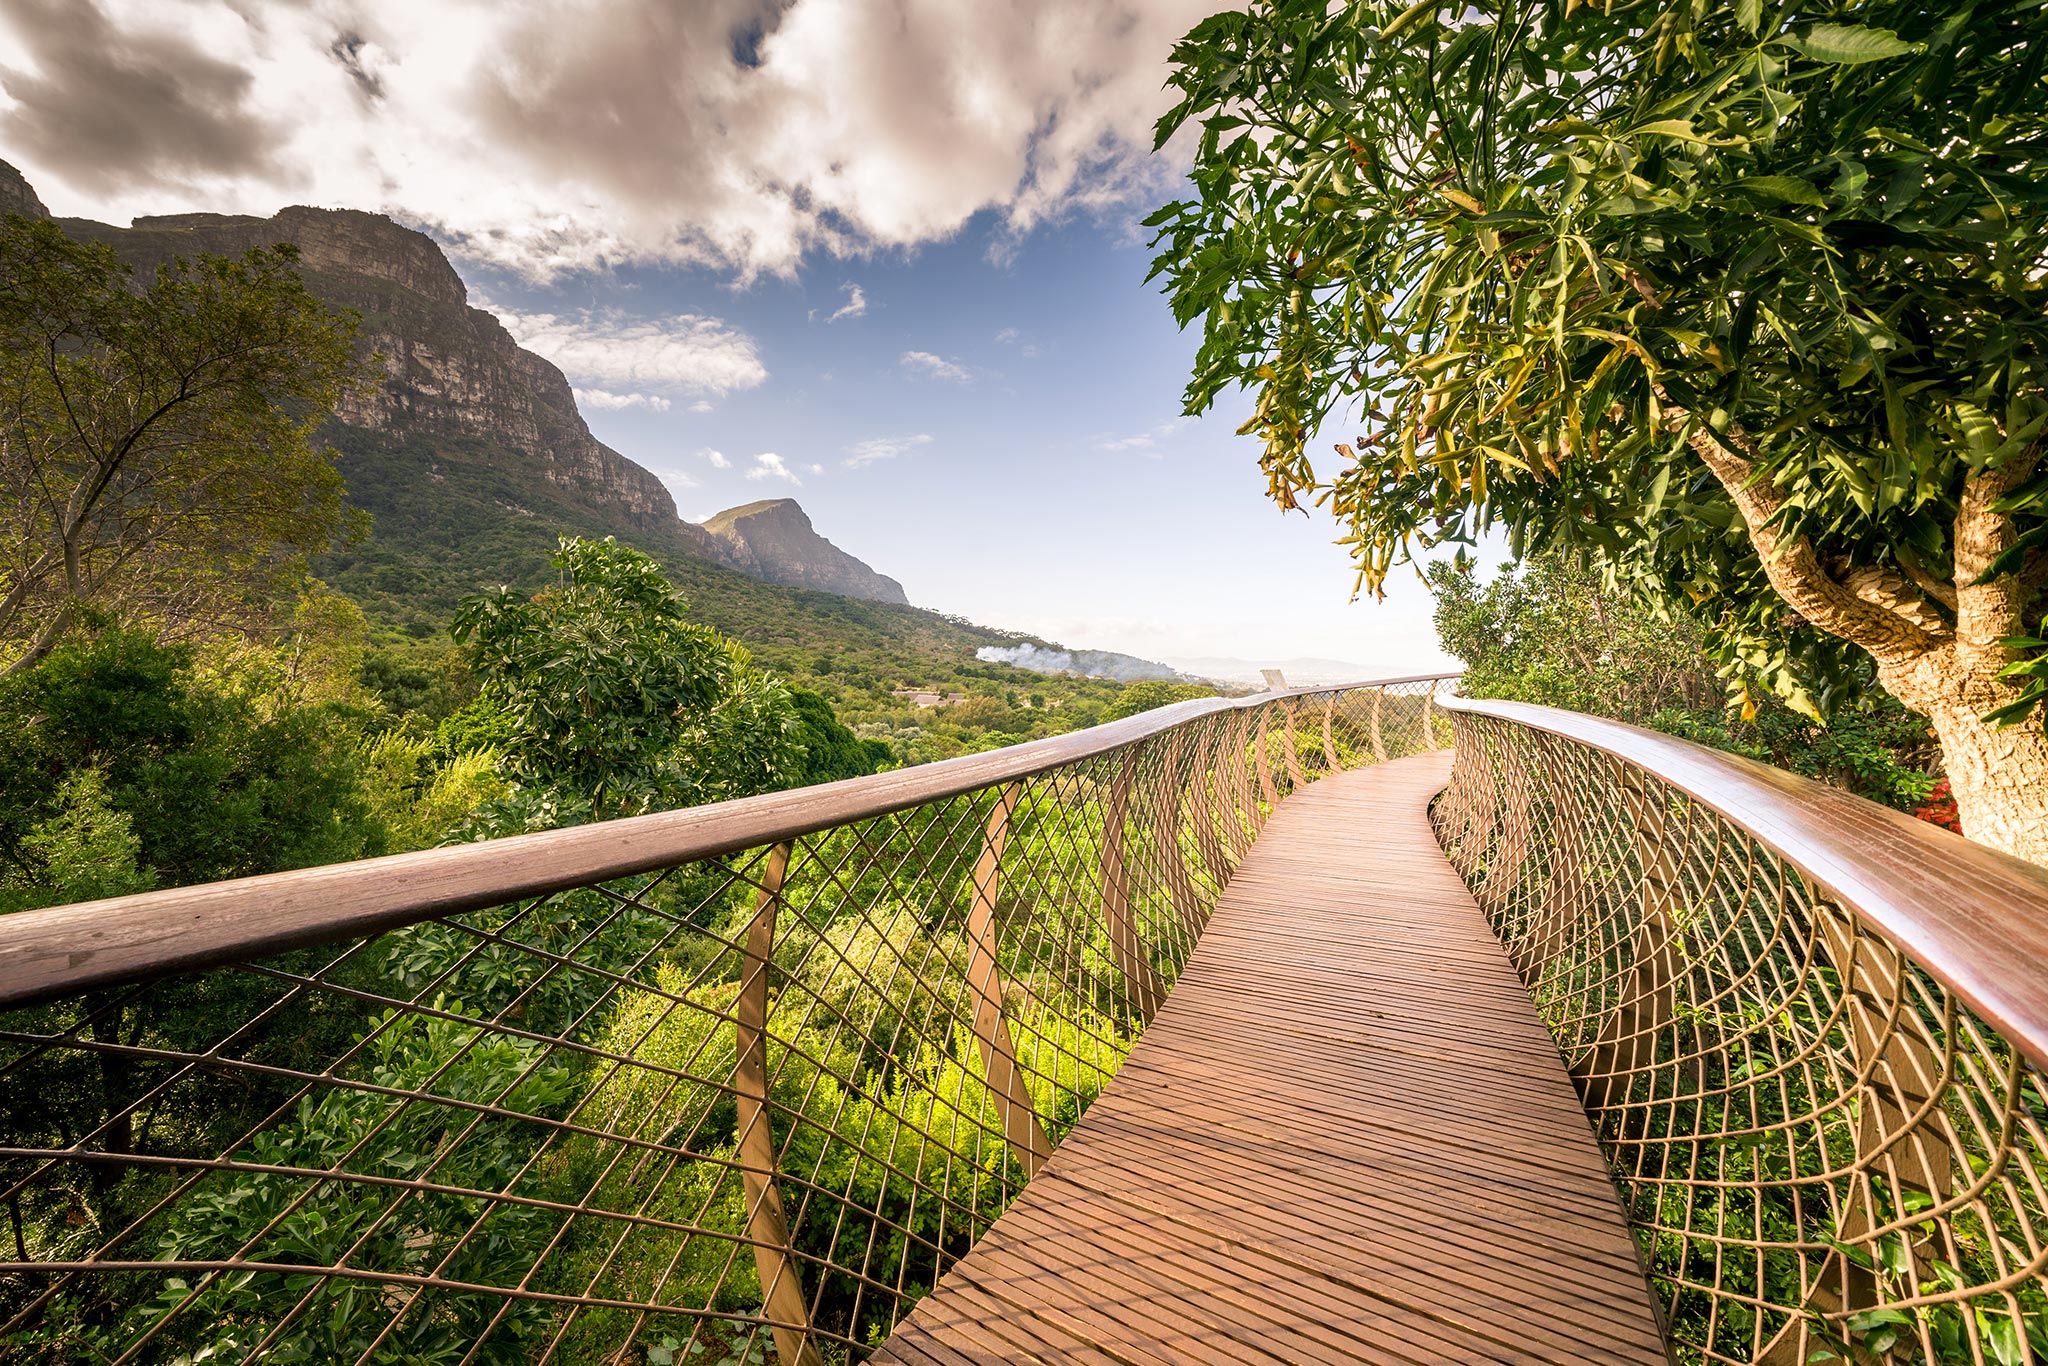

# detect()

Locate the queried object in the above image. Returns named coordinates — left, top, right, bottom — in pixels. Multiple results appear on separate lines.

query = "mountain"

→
left=1166, top=656, right=1399, bottom=687
left=700, top=500, right=908, bottom=605
left=0, top=161, right=46, bottom=220
left=7, top=163, right=1155, bottom=736
left=55, top=201, right=732, bottom=564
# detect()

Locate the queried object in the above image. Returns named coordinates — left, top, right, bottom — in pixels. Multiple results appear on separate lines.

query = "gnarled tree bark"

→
left=1674, top=407, right=2048, bottom=865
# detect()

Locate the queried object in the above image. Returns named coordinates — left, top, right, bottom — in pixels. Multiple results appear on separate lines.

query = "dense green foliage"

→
left=0, top=214, right=364, bottom=675
left=1151, top=0, right=2046, bottom=702
left=1430, top=554, right=1939, bottom=810
left=0, top=628, right=382, bottom=909
left=1150, top=0, right=2048, bottom=856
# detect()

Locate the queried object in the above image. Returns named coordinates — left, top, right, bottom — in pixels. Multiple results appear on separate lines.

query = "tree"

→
left=450, top=536, right=798, bottom=823
left=1150, top=1, right=2048, bottom=859
left=783, top=686, right=887, bottom=787
left=0, top=216, right=365, bottom=675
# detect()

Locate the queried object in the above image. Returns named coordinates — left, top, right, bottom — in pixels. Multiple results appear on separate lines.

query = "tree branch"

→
left=1665, top=403, right=1949, bottom=663
left=1954, top=450, right=2041, bottom=674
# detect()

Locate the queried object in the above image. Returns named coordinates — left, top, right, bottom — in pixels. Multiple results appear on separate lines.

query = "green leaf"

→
left=1791, top=24, right=1921, bottom=65
left=1736, top=176, right=1826, bottom=206
left=1629, top=119, right=1707, bottom=142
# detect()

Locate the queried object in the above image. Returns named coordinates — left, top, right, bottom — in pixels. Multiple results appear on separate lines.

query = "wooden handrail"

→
left=1441, top=693, right=2048, bottom=1071
left=0, top=672, right=1460, bottom=1009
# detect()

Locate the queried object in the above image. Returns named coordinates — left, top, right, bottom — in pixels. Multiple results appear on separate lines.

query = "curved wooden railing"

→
left=1435, top=696, right=2048, bottom=1366
left=0, top=675, right=1453, bottom=1365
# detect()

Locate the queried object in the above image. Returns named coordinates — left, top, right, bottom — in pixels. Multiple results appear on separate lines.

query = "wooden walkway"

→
left=873, top=752, right=1669, bottom=1365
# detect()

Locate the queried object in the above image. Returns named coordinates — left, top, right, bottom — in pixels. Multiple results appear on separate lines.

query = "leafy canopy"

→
left=451, top=536, right=798, bottom=822
left=1149, top=0, right=2048, bottom=714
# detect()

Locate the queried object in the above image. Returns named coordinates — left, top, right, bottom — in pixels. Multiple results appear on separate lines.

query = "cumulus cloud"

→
left=845, top=433, right=934, bottom=468
left=746, top=452, right=800, bottom=484
left=575, top=388, right=672, bottom=412
left=900, top=351, right=971, bottom=384
left=688, top=399, right=715, bottom=414
left=0, top=0, right=1226, bottom=279
left=492, top=306, right=767, bottom=397
left=699, top=447, right=732, bottom=469
left=0, top=0, right=282, bottom=193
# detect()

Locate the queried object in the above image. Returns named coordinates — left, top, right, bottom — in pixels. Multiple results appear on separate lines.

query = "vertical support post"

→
left=1369, top=688, right=1389, bottom=763
left=1149, top=730, right=1204, bottom=937
left=1573, top=768, right=1684, bottom=1121
left=1226, top=709, right=1256, bottom=853
left=1252, top=706, right=1279, bottom=808
left=1100, top=746, right=1168, bottom=1022
left=1321, top=693, right=1341, bottom=772
left=733, top=843, right=826, bottom=1366
left=1280, top=700, right=1306, bottom=788
left=1758, top=906, right=1955, bottom=1363
left=1421, top=678, right=1440, bottom=750
left=1192, top=719, right=1231, bottom=883
left=964, top=783, right=1054, bottom=1177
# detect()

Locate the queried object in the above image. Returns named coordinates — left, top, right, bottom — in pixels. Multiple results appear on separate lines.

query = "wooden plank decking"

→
left=873, top=751, right=1669, bottom=1365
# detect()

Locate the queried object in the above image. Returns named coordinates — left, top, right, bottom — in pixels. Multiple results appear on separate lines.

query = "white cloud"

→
left=900, top=350, right=971, bottom=384
left=1099, top=417, right=1188, bottom=455
left=994, top=327, right=1041, bottom=358
left=807, top=462, right=824, bottom=475
left=494, top=306, right=767, bottom=395
left=746, top=452, right=800, bottom=485
left=826, top=282, right=866, bottom=322
left=845, top=433, right=934, bottom=468
left=688, top=399, right=715, bottom=414
left=699, top=447, right=731, bottom=469
left=0, top=0, right=1223, bottom=280
left=574, top=387, right=672, bottom=412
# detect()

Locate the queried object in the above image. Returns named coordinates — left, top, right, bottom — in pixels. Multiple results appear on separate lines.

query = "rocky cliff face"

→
left=700, top=500, right=909, bottom=605
left=54, top=200, right=709, bottom=550
left=0, top=162, right=48, bottom=220
left=8, top=159, right=913, bottom=610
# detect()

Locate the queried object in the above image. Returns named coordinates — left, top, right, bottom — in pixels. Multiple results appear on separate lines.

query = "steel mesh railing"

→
left=1434, top=700, right=2048, bottom=1366
left=0, top=676, right=1449, bottom=1365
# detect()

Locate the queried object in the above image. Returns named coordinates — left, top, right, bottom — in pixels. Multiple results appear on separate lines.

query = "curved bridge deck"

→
left=875, top=753, right=1669, bottom=1365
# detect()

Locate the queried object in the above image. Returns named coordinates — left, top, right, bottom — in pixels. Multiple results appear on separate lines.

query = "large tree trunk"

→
left=1884, top=651, right=2048, bottom=864
left=1674, top=408, right=2048, bottom=865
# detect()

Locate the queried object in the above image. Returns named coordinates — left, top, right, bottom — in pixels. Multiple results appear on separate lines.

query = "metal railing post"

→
left=1101, top=746, right=1167, bottom=1022
left=1369, top=687, right=1389, bottom=763
left=1280, top=700, right=1306, bottom=788
left=733, top=842, right=826, bottom=1366
left=1321, top=692, right=1341, bottom=772
left=964, top=783, right=1054, bottom=1177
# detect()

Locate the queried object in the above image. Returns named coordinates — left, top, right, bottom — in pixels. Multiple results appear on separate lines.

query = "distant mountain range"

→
left=2, top=162, right=1239, bottom=692
left=8, top=164, right=1026, bottom=660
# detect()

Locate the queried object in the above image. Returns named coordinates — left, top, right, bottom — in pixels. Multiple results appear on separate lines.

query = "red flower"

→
left=1913, top=779, right=1961, bottom=834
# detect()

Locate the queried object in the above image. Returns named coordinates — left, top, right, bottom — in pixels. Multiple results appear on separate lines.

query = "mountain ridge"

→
left=699, top=499, right=908, bottom=605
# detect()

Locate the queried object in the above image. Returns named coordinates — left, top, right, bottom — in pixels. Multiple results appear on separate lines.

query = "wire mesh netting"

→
left=0, top=680, right=1448, bottom=1365
left=1434, top=710, right=2048, bottom=1366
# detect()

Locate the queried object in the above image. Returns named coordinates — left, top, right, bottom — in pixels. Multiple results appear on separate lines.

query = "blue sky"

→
left=0, top=0, right=1462, bottom=675
left=470, top=215, right=1457, bottom=673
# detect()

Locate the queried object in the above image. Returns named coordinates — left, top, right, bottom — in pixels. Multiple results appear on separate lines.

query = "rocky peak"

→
left=0, top=160, right=49, bottom=220
left=700, top=499, right=909, bottom=605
